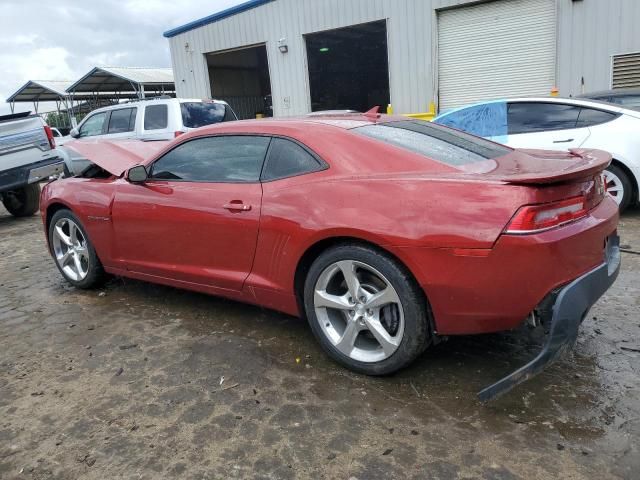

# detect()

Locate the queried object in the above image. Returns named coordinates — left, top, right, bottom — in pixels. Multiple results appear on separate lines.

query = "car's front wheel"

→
left=304, top=244, right=431, bottom=375
left=48, top=209, right=104, bottom=288
left=604, top=165, right=633, bottom=212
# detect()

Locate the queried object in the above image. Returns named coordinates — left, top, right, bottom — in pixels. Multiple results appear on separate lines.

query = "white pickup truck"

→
left=0, top=112, right=65, bottom=217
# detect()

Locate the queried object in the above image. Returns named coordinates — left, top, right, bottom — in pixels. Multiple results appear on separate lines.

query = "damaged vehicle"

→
left=40, top=112, right=620, bottom=400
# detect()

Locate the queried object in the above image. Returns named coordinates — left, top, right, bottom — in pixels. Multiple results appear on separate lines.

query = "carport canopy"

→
left=5, top=80, right=80, bottom=115
left=66, top=66, right=175, bottom=99
left=6, top=80, right=73, bottom=104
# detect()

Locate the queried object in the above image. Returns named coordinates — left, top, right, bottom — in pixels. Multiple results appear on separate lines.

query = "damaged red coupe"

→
left=40, top=113, right=620, bottom=400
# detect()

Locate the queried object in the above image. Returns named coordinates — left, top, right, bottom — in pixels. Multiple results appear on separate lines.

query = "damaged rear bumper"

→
left=478, top=234, right=621, bottom=402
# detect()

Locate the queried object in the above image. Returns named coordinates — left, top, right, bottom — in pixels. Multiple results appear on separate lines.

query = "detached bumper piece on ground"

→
left=478, top=234, right=621, bottom=402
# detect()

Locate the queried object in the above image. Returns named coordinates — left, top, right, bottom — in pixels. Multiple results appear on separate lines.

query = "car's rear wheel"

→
left=48, top=209, right=104, bottom=289
left=604, top=165, right=632, bottom=212
left=304, top=244, right=431, bottom=375
left=2, top=183, right=41, bottom=217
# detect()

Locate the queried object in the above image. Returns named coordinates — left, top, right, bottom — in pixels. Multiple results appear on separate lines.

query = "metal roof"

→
left=66, top=67, right=175, bottom=94
left=6, top=80, right=74, bottom=102
left=163, top=0, right=275, bottom=38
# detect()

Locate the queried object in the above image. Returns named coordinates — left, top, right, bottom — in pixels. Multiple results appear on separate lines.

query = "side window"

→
left=507, top=103, right=581, bottom=134
left=262, top=138, right=323, bottom=181
left=144, top=104, right=168, bottom=130
left=78, top=112, right=107, bottom=138
left=576, top=108, right=618, bottom=128
left=150, top=135, right=270, bottom=183
left=107, top=108, right=137, bottom=134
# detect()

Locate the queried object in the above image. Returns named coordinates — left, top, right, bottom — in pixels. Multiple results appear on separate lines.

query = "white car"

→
left=51, top=127, right=71, bottom=147
left=434, top=97, right=640, bottom=211
left=59, top=97, right=237, bottom=174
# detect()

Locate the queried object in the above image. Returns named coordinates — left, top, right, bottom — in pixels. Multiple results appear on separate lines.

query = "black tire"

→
left=2, top=183, right=41, bottom=217
left=606, top=164, right=633, bottom=213
left=303, top=244, right=432, bottom=375
left=48, top=209, right=105, bottom=289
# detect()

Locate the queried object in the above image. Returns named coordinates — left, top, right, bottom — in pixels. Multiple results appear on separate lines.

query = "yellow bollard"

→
left=387, top=104, right=393, bottom=115
left=550, top=87, right=559, bottom=97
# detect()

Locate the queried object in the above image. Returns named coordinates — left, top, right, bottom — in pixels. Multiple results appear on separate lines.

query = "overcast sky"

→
left=0, top=0, right=245, bottom=115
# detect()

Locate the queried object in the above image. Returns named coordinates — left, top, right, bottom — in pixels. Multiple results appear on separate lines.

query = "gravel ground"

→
left=0, top=203, right=639, bottom=480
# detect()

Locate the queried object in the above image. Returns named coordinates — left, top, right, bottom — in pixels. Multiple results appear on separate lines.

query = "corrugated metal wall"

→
left=556, top=0, right=640, bottom=96
left=168, top=0, right=640, bottom=116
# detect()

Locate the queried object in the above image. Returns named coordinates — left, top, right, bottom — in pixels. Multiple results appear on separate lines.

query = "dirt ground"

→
left=0, top=203, right=639, bottom=480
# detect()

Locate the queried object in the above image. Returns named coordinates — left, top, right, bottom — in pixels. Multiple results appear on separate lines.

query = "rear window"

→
left=180, top=102, right=236, bottom=128
left=354, top=120, right=511, bottom=166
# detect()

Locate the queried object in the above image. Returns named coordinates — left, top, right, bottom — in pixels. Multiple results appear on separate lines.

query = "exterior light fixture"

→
left=278, top=38, right=288, bottom=53
left=319, top=47, right=330, bottom=53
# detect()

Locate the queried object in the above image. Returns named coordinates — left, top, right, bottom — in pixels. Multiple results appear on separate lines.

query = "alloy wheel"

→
left=603, top=169, right=624, bottom=205
left=313, top=260, right=405, bottom=363
left=52, top=218, right=90, bottom=281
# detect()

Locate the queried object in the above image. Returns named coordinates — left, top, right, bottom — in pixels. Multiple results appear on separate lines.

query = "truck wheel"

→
left=2, top=183, right=41, bottom=217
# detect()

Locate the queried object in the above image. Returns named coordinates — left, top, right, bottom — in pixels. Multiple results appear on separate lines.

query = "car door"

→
left=139, top=103, right=172, bottom=140
left=505, top=102, right=590, bottom=150
left=111, top=134, right=271, bottom=291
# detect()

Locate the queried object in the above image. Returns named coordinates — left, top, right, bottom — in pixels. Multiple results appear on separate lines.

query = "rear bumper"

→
left=478, top=233, right=621, bottom=402
left=396, top=197, right=620, bottom=335
left=0, top=157, right=65, bottom=193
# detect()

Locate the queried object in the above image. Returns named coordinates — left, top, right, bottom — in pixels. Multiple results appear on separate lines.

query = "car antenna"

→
left=363, top=106, right=381, bottom=120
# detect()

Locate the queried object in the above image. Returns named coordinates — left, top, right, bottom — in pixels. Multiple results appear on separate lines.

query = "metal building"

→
left=164, top=0, right=640, bottom=119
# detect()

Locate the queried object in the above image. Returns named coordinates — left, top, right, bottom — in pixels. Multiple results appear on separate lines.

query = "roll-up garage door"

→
left=438, top=0, right=556, bottom=111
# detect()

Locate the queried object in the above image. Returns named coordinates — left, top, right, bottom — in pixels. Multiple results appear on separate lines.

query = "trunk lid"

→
left=64, top=139, right=169, bottom=176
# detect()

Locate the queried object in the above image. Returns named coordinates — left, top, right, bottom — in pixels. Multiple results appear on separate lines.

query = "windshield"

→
left=180, top=102, right=237, bottom=128
left=354, top=120, right=511, bottom=166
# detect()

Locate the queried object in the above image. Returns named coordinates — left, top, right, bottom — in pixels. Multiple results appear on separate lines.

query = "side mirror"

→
left=127, top=165, right=148, bottom=183
left=69, top=128, right=79, bottom=138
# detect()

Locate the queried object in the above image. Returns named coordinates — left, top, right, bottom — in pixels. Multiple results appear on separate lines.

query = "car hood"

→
left=64, top=139, right=169, bottom=176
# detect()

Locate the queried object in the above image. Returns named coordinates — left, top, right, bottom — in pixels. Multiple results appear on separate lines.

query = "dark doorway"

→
left=206, top=45, right=272, bottom=119
left=305, top=20, right=390, bottom=112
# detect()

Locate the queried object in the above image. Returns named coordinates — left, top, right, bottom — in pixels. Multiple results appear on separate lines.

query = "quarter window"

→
left=262, top=138, right=323, bottom=181
left=107, top=108, right=137, bottom=134
left=144, top=104, right=169, bottom=130
left=507, top=103, right=581, bottom=134
left=150, top=135, right=270, bottom=183
left=78, top=112, right=107, bottom=138
left=576, top=108, right=618, bottom=128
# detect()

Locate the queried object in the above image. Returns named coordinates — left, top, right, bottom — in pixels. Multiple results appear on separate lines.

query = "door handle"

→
left=224, top=202, right=252, bottom=212
left=553, top=138, right=574, bottom=143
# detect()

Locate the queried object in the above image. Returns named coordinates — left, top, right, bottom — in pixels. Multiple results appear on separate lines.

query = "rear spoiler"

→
left=488, top=149, right=612, bottom=185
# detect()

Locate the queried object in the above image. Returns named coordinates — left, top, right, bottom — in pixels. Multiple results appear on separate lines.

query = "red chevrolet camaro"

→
left=40, top=113, right=620, bottom=400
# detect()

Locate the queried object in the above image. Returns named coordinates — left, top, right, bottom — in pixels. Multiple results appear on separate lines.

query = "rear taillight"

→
left=44, top=125, right=56, bottom=149
left=505, top=196, right=588, bottom=234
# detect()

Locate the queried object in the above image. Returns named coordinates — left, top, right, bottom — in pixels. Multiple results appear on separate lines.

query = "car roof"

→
left=435, top=96, right=634, bottom=118
left=88, top=97, right=228, bottom=114
left=183, top=113, right=410, bottom=134
left=578, top=88, right=640, bottom=98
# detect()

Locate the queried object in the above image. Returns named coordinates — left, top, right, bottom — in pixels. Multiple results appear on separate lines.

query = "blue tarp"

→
left=434, top=101, right=508, bottom=143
